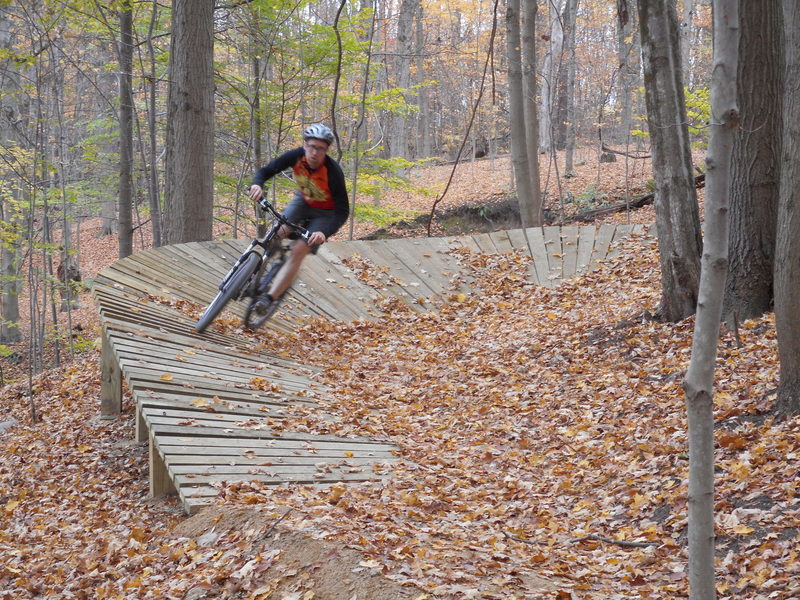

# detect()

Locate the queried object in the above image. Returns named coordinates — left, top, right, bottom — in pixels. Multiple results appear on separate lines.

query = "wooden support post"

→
left=100, top=327, right=122, bottom=418
left=135, top=403, right=148, bottom=443
left=149, top=435, right=176, bottom=498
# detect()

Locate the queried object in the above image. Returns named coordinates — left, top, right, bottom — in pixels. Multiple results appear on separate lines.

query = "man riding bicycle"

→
left=248, top=123, right=349, bottom=316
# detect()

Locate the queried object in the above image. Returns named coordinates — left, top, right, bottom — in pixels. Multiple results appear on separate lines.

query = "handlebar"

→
left=257, top=197, right=311, bottom=243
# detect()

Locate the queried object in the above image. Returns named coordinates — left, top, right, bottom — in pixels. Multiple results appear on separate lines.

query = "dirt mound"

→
left=171, top=506, right=421, bottom=600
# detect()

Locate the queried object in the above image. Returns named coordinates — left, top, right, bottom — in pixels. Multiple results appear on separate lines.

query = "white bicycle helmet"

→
left=302, top=123, right=334, bottom=144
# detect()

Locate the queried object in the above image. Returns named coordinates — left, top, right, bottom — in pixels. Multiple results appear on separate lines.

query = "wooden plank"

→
left=543, top=226, right=563, bottom=284
left=136, top=394, right=289, bottom=419
left=560, top=225, right=580, bottom=279
left=103, top=317, right=304, bottom=368
left=120, top=361, right=315, bottom=398
left=504, top=228, right=540, bottom=285
left=444, top=234, right=482, bottom=253
left=590, top=224, right=617, bottom=269
left=318, top=243, right=394, bottom=304
left=173, top=470, right=384, bottom=487
left=371, top=238, right=456, bottom=297
left=524, top=227, right=555, bottom=288
left=143, top=406, right=278, bottom=425
left=163, top=451, right=397, bottom=464
left=605, top=223, right=636, bottom=260
left=575, top=225, right=597, bottom=274
left=329, top=241, right=428, bottom=311
left=148, top=422, right=394, bottom=446
left=149, top=435, right=177, bottom=497
left=155, top=433, right=396, bottom=451
left=111, top=338, right=321, bottom=388
left=488, top=230, right=515, bottom=253
left=127, top=379, right=313, bottom=410
left=100, top=326, right=123, bottom=417
left=413, top=236, right=478, bottom=292
left=292, top=263, right=376, bottom=320
left=169, top=463, right=393, bottom=476
left=352, top=240, right=436, bottom=302
left=470, top=232, right=498, bottom=254
left=363, top=240, right=442, bottom=299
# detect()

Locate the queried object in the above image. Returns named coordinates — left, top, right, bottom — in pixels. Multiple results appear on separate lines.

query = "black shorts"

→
left=282, top=193, right=336, bottom=253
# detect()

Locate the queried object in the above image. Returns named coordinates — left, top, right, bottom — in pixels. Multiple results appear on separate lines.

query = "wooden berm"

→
left=92, top=224, right=650, bottom=514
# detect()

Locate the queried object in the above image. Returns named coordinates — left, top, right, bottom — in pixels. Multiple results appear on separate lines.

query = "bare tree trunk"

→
left=617, top=1, right=639, bottom=144
left=682, top=3, right=738, bottom=599
left=388, top=0, right=418, bottom=160
left=638, top=0, right=702, bottom=322
left=163, top=0, right=215, bottom=244
left=506, top=0, right=536, bottom=228
left=0, top=8, right=24, bottom=345
left=350, top=0, right=378, bottom=240
left=521, top=0, right=542, bottom=225
left=681, top=0, right=694, bottom=88
left=250, top=9, right=266, bottom=238
left=539, top=0, right=565, bottom=154
left=563, top=0, right=579, bottom=175
left=415, top=5, right=432, bottom=158
left=775, top=0, right=800, bottom=416
left=722, top=0, right=781, bottom=327
left=0, top=200, right=22, bottom=345
left=146, top=0, right=162, bottom=248
left=118, top=0, right=134, bottom=258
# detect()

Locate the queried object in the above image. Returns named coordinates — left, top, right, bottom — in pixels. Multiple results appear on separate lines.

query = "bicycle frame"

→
left=217, top=199, right=310, bottom=292
left=196, top=198, right=312, bottom=333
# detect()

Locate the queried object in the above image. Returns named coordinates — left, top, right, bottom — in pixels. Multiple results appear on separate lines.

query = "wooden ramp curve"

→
left=93, top=223, right=652, bottom=513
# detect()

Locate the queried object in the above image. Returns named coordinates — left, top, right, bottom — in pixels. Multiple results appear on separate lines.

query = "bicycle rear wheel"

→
left=195, top=252, right=261, bottom=333
left=243, top=259, right=285, bottom=330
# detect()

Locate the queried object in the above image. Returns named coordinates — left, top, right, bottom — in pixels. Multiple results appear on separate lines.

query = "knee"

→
left=289, top=243, right=311, bottom=263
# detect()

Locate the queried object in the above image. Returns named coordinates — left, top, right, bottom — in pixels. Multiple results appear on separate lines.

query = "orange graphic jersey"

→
left=293, top=157, right=334, bottom=209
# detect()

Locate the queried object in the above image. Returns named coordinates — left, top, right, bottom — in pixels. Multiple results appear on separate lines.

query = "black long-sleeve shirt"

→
left=252, top=147, right=349, bottom=238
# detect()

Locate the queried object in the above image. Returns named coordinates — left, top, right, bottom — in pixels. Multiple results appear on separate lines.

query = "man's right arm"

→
left=251, top=147, right=304, bottom=188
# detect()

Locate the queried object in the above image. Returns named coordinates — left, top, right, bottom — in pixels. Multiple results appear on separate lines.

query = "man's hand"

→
left=249, top=184, right=263, bottom=202
left=307, top=231, right=326, bottom=246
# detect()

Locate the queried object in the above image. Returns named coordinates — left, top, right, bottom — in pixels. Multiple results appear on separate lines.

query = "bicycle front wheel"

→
left=195, top=252, right=261, bottom=333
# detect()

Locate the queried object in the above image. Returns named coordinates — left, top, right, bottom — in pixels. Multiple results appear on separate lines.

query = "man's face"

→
left=303, top=139, right=329, bottom=169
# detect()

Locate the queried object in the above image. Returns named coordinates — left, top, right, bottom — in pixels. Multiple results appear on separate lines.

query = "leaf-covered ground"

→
left=1, top=152, right=797, bottom=598
left=2, top=234, right=797, bottom=599
left=215, top=235, right=797, bottom=599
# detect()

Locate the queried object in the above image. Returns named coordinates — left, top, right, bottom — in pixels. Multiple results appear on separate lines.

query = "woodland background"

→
left=0, top=0, right=712, bottom=370
left=2, top=1, right=800, bottom=599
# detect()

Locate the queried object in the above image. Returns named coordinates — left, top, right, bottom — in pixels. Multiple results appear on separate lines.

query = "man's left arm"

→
left=321, top=160, right=350, bottom=239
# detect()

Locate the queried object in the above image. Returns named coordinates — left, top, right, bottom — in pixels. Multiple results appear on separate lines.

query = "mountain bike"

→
left=195, top=198, right=310, bottom=333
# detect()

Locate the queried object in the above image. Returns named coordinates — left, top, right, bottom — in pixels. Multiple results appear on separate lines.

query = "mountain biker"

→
left=247, top=123, right=349, bottom=316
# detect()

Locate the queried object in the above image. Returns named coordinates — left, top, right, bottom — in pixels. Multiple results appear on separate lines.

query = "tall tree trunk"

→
left=563, top=0, right=579, bottom=175
left=681, top=0, right=694, bottom=88
left=0, top=200, right=23, bottom=345
left=617, top=0, right=639, bottom=145
left=118, top=0, right=134, bottom=259
left=163, top=0, right=215, bottom=244
left=415, top=5, right=432, bottom=158
left=775, top=0, right=800, bottom=416
left=507, top=0, right=538, bottom=228
left=0, top=7, right=25, bottom=345
left=638, top=0, right=702, bottom=322
left=389, top=0, right=418, bottom=159
left=683, top=3, right=738, bottom=598
left=722, top=0, right=781, bottom=327
left=146, top=0, right=163, bottom=248
left=539, top=0, right=565, bottom=154
left=521, top=0, right=542, bottom=225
